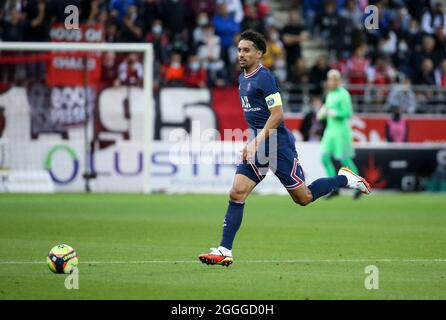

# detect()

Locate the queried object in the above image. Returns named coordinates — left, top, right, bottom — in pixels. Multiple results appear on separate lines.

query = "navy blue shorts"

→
left=236, top=143, right=306, bottom=190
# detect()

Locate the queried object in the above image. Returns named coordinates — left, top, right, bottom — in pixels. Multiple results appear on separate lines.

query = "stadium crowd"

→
left=0, top=0, right=446, bottom=112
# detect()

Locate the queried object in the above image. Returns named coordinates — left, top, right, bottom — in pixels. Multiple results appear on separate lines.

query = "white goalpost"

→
left=0, top=41, right=154, bottom=193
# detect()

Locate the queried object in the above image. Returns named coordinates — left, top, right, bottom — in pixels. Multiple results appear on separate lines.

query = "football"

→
left=46, top=244, right=78, bottom=274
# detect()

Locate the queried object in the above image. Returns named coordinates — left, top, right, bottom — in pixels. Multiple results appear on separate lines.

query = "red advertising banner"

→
left=47, top=23, right=104, bottom=86
left=284, top=115, right=446, bottom=143
left=211, top=88, right=446, bottom=143
left=211, top=87, right=248, bottom=134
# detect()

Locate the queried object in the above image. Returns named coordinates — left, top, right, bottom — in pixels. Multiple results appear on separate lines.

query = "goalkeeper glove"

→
left=316, top=106, right=327, bottom=120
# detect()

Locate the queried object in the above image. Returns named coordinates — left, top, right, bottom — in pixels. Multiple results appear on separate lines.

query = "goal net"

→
left=0, top=41, right=153, bottom=192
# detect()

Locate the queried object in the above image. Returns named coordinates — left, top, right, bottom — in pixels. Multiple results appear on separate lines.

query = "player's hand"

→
left=316, top=106, right=328, bottom=120
left=241, top=140, right=257, bottom=163
left=326, top=108, right=337, bottom=117
left=316, top=106, right=337, bottom=120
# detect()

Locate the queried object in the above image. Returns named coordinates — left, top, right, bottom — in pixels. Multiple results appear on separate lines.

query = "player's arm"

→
left=255, top=104, right=284, bottom=142
left=331, top=91, right=353, bottom=119
left=242, top=93, right=283, bottom=161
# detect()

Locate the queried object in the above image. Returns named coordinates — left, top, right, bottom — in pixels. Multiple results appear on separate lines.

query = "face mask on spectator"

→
left=198, top=17, right=208, bottom=26
left=171, top=62, right=181, bottom=68
left=399, top=42, right=408, bottom=52
left=271, top=32, right=279, bottom=41
left=152, top=25, right=162, bottom=34
left=409, top=26, right=419, bottom=34
left=189, top=62, right=200, bottom=70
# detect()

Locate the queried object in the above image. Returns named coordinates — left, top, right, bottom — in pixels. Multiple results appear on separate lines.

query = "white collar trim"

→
left=244, top=64, right=263, bottom=78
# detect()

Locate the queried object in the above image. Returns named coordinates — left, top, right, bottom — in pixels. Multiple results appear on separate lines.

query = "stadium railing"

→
left=282, top=83, right=446, bottom=114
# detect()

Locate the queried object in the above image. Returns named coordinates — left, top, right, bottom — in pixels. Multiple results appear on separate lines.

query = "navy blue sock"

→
left=308, top=175, right=348, bottom=202
left=220, top=201, right=245, bottom=250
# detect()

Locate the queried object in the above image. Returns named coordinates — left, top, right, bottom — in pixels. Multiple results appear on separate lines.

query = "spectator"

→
left=227, top=32, right=241, bottom=84
left=197, top=24, right=225, bottom=87
left=302, top=0, right=325, bottom=33
left=288, top=57, right=309, bottom=84
left=1, top=7, right=25, bottom=41
left=213, top=2, right=241, bottom=66
left=161, top=52, right=185, bottom=86
left=374, top=0, right=393, bottom=31
left=184, top=54, right=207, bottom=88
left=80, top=0, right=104, bottom=24
left=198, top=24, right=221, bottom=65
left=241, top=2, right=265, bottom=34
left=434, top=58, right=446, bottom=87
left=413, top=58, right=436, bottom=107
left=378, top=29, right=398, bottom=56
left=171, top=29, right=193, bottom=61
left=340, top=0, right=363, bottom=31
left=281, top=10, right=308, bottom=78
left=262, top=26, right=285, bottom=73
left=101, top=51, right=119, bottom=87
left=421, top=1, right=446, bottom=36
left=217, top=0, right=244, bottom=24
left=262, top=25, right=286, bottom=82
left=185, top=0, right=216, bottom=18
left=345, top=44, right=370, bottom=95
left=300, top=95, right=326, bottom=141
left=309, top=54, right=330, bottom=95
left=256, top=0, right=270, bottom=20
left=138, top=0, right=163, bottom=35
left=117, top=4, right=143, bottom=42
left=434, top=25, right=446, bottom=53
left=146, top=19, right=170, bottom=65
left=287, top=58, right=309, bottom=112
left=366, top=56, right=396, bottom=103
left=339, top=0, right=365, bottom=54
left=287, top=57, right=309, bottom=111
left=315, top=0, right=339, bottom=48
left=396, top=5, right=413, bottom=33
left=413, top=35, right=441, bottom=70
left=366, top=56, right=397, bottom=86
left=405, top=18, right=424, bottom=51
left=386, top=77, right=417, bottom=114
left=406, top=0, right=430, bottom=22
left=109, top=0, right=137, bottom=24
left=393, top=35, right=412, bottom=78
left=23, top=0, right=50, bottom=42
left=0, top=7, right=25, bottom=83
left=162, top=0, right=190, bottom=35
left=117, top=53, right=144, bottom=86
left=193, top=11, right=211, bottom=44
left=105, top=17, right=119, bottom=42
left=386, top=106, right=409, bottom=142
left=414, top=58, right=436, bottom=86
left=96, top=7, right=109, bottom=26
left=145, top=18, right=170, bottom=90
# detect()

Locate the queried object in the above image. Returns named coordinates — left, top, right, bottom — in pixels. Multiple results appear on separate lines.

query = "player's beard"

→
left=240, top=60, right=252, bottom=72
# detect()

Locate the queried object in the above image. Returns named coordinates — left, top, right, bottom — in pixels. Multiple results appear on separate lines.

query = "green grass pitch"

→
left=0, top=193, right=445, bottom=299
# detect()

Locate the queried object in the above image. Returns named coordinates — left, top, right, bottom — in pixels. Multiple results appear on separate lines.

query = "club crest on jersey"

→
left=267, top=97, right=275, bottom=106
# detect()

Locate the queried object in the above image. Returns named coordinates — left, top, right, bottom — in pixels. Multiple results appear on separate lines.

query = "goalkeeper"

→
left=317, top=69, right=361, bottom=199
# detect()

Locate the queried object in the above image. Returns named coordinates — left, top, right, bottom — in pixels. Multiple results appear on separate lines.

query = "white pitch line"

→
left=0, top=259, right=445, bottom=265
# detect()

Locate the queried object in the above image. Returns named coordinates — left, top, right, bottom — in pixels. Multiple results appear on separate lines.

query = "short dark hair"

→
left=239, top=30, right=267, bottom=55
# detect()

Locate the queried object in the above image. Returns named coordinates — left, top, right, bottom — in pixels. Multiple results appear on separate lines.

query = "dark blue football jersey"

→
left=238, top=65, right=295, bottom=146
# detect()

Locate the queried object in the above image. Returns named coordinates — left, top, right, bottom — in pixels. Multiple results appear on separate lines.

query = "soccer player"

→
left=317, top=69, right=361, bottom=199
left=198, top=31, right=371, bottom=267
